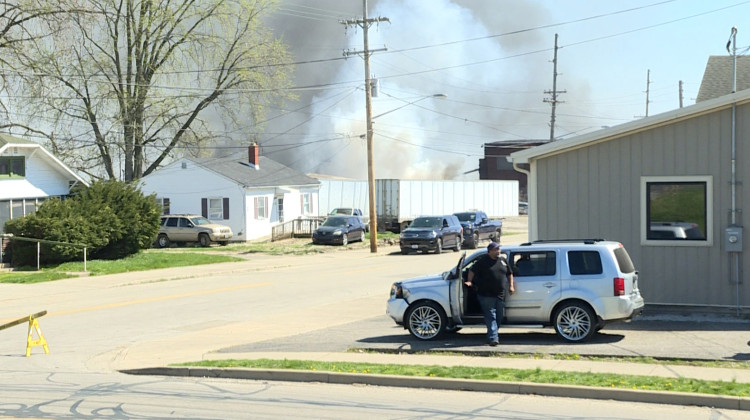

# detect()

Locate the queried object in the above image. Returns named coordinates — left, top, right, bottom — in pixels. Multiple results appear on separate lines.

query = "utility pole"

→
left=636, top=69, right=652, bottom=118
left=645, top=69, right=651, bottom=117
left=543, top=34, right=565, bottom=141
left=340, top=0, right=388, bottom=253
left=679, top=80, right=683, bottom=108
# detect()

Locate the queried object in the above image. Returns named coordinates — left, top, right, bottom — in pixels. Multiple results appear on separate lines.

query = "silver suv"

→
left=387, top=239, right=644, bottom=342
left=157, top=214, right=233, bottom=248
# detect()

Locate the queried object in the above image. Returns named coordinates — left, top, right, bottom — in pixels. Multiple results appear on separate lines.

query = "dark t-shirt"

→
left=470, top=254, right=510, bottom=298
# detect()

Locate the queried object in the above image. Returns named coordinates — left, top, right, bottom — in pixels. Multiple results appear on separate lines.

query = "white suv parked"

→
left=386, top=239, right=644, bottom=342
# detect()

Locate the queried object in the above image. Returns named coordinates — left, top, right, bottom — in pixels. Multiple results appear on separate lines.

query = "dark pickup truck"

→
left=453, top=210, right=502, bottom=249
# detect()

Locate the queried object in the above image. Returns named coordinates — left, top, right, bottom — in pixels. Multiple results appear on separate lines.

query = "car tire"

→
left=157, top=234, right=170, bottom=248
left=553, top=301, right=596, bottom=342
left=198, top=233, right=211, bottom=247
left=492, top=228, right=502, bottom=241
left=406, top=301, right=447, bottom=340
left=219, top=241, right=228, bottom=246
left=471, top=232, right=479, bottom=249
left=342, top=234, right=348, bottom=246
left=454, top=236, right=461, bottom=252
left=359, top=231, right=365, bottom=242
left=435, top=238, right=442, bottom=254
left=401, top=248, right=409, bottom=255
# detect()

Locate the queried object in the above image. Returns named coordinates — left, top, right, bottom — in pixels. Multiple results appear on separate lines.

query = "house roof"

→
left=0, top=133, right=37, bottom=147
left=696, top=55, right=750, bottom=102
left=510, top=87, right=750, bottom=164
left=0, top=133, right=88, bottom=185
left=191, top=154, right=320, bottom=189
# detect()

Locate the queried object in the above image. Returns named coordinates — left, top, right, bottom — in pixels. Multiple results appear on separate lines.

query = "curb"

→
left=121, top=367, right=750, bottom=411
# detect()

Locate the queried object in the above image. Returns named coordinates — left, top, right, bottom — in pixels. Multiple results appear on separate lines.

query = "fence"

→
left=0, top=234, right=88, bottom=271
left=271, top=218, right=322, bottom=241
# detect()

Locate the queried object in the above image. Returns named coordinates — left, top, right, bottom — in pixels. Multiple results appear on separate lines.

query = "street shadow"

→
left=357, top=329, right=625, bottom=351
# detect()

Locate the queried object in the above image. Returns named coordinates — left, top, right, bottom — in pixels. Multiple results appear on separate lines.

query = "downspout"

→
left=513, top=161, right=533, bottom=241
left=729, top=27, right=741, bottom=315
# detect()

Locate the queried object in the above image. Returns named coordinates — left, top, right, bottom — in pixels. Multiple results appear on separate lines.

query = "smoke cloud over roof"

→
left=261, top=0, right=586, bottom=180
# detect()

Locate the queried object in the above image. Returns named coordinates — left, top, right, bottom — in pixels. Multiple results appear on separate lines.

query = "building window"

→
left=641, top=176, right=712, bottom=245
left=208, top=198, right=223, bottom=220
left=301, top=193, right=312, bottom=215
left=254, top=196, right=268, bottom=219
left=0, top=198, right=44, bottom=233
left=0, top=156, right=25, bottom=177
left=201, top=197, right=229, bottom=220
left=156, top=197, right=170, bottom=215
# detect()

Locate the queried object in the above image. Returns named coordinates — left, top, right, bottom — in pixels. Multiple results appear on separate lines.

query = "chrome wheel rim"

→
left=556, top=306, right=592, bottom=342
left=409, top=306, right=442, bottom=339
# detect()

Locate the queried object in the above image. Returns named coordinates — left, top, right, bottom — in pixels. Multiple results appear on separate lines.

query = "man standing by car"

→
left=465, top=241, right=515, bottom=346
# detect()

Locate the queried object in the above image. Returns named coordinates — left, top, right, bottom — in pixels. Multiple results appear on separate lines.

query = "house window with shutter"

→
left=156, top=197, right=170, bottom=215
left=254, top=196, right=268, bottom=219
left=208, top=198, right=223, bottom=219
left=201, top=197, right=230, bottom=220
left=301, top=193, right=312, bottom=215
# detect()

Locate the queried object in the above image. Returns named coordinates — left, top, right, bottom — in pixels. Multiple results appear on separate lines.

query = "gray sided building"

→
left=509, top=89, right=750, bottom=315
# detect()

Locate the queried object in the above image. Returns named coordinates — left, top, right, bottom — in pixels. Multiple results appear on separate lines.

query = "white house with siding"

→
left=0, top=134, right=88, bottom=233
left=509, top=88, right=750, bottom=315
left=139, top=144, right=320, bottom=241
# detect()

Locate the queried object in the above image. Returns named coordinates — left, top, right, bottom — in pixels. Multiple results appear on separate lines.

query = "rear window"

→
left=568, top=251, right=603, bottom=275
left=165, top=217, right=178, bottom=227
left=613, top=247, right=636, bottom=273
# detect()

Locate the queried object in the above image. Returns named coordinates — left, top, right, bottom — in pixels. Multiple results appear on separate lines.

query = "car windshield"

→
left=322, top=217, right=348, bottom=227
left=190, top=217, right=211, bottom=225
left=410, top=218, right=441, bottom=228
left=454, top=213, right=475, bottom=222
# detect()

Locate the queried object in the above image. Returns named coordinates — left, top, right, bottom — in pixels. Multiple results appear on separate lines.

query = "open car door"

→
left=448, top=252, right=467, bottom=324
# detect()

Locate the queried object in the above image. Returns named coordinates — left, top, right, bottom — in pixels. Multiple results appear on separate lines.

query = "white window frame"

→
left=301, top=193, right=312, bottom=215
left=640, top=175, right=713, bottom=247
left=255, top=196, right=268, bottom=220
left=208, top=197, right=223, bottom=220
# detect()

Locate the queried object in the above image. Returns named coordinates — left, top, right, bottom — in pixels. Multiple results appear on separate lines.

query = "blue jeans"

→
left=477, top=295, right=504, bottom=343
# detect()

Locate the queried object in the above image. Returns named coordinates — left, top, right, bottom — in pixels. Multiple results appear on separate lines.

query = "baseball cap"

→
left=487, top=241, right=500, bottom=251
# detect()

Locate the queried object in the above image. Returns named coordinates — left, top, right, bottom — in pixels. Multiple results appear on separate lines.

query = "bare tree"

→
left=8, top=0, right=292, bottom=181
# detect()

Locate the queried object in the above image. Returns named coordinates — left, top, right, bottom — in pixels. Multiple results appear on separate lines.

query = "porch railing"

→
left=271, top=218, right=323, bottom=241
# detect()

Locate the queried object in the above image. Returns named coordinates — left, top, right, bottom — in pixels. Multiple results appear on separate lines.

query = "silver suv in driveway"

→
left=387, top=239, right=644, bottom=342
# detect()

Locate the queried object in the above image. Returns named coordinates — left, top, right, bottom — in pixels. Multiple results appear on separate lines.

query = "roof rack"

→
left=520, top=239, right=606, bottom=246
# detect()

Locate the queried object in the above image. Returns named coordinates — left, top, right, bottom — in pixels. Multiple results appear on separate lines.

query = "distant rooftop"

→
left=696, top=55, right=750, bottom=102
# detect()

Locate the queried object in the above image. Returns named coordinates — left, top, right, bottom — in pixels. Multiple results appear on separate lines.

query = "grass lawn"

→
left=176, top=356, right=750, bottom=397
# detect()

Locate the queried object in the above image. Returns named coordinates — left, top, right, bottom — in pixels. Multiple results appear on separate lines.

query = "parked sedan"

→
left=312, top=216, right=366, bottom=246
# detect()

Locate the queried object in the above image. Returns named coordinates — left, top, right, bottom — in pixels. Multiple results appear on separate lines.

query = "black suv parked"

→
left=399, top=215, right=463, bottom=254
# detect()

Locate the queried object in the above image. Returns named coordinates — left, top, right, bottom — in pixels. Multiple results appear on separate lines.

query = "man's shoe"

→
left=489, top=340, right=499, bottom=346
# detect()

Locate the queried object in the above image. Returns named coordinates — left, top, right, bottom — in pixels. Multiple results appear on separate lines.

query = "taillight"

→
left=614, top=277, right=625, bottom=296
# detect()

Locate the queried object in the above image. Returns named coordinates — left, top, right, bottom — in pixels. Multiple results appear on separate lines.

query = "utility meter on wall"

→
left=725, top=226, right=743, bottom=252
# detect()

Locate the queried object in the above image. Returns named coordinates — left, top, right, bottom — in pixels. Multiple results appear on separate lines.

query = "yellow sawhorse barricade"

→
left=0, top=310, right=50, bottom=357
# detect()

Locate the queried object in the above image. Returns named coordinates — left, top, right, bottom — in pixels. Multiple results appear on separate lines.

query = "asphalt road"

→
left=1, top=238, right=749, bottom=419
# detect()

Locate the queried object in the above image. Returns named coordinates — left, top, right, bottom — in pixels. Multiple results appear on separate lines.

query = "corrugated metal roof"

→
left=696, top=55, right=750, bottom=102
left=192, top=154, right=320, bottom=189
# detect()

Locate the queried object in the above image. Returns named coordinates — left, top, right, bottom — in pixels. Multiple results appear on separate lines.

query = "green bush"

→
left=4, top=180, right=161, bottom=265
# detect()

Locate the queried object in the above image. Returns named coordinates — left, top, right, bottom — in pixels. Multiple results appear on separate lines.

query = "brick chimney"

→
left=248, top=142, right=259, bottom=168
